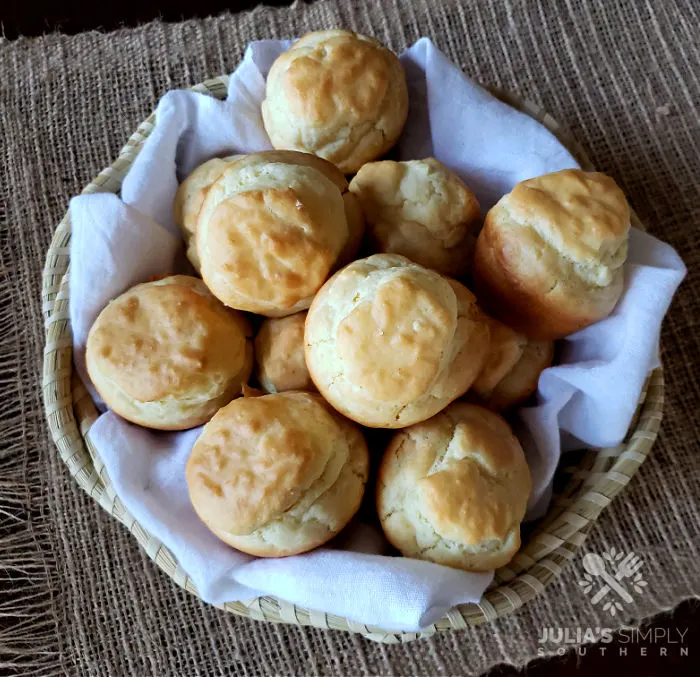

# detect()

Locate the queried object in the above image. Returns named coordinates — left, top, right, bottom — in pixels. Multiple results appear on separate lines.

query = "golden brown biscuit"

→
left=349, top=158, right=481, bottom=277
left=186, top=391, right=369, bottom=557
left=197, top=151, right=351, bottom=317
left=262, top=30, right=409, bottom=173
left=247, top=151, right=365, bottom=264
left=173, top=155, right=243, bottom=270
left=86, top=276, right=253, bottom=430
left=474, top=169, right=630, bottom=339
left=190, top=151, right=364, bottom=269
left=255, top=312, right=315, bottom=394
left=377, top=403, right=531, bottom=571
left=471, top=315, right=553, bottom=411
left=305, top=254, right=491, bottom=428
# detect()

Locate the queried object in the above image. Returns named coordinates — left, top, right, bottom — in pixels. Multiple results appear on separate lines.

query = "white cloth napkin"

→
left=68, top=38, right=686, bottom=632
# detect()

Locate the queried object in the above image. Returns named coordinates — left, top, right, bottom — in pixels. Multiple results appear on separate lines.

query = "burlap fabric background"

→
left=1, top=0, right=699, bottom=674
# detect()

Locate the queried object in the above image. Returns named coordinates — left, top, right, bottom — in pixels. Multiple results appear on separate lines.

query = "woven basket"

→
left=42, top=75, right=663, bottom=643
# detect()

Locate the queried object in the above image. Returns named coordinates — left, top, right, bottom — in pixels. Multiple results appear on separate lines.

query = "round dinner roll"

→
left=173, top=154, right=243, bottom=270
left=305, top=254, right=491, bottom=428
left=471, top=315, right=554, bottom=411
left=255, top=312, right=314, bottom=394
left=196, top=150, right=353, bottom=317
left=262, top=30, right=409, bottom=173
left=349, top=158, right=481, bottom=277
left=474, top=169, right=631, bottom=339
left=186, top=391, right=369, bottom=557
left=377, top=403, right=531, bottom=571
left=86, top=276, right=253, bottom=430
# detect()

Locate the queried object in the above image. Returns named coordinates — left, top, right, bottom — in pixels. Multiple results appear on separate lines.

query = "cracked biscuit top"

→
left=376, top=402, right=531, bottom=571
left=186, top=391, right=369, bottom=557
left=305, top=254, right=491, bottom=428
left=262, top=30, right=409, bottom=173
left=349, top=158, right=481, bottom=277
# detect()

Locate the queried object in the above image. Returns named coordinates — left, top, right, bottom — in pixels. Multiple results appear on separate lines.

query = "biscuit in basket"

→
left=86, top=275, right=253, bottom=430
left=471, top=315, right=554, bottom=411
left=186, top=391, right=369, bottom=557
left=349, top=158, right=481, bottom=277
left=473, top=169, right=630, bottom=339
left=262, top=30, right=409, bottom=173
left=196, top=151, right=354, bottom=316
left=255, top=311, right=315, bottom=394
left=377, top=402, right=531, bottom=571
left=305, top=254, right=491, bottom=428
left=173, top=154, right=243, bottom=270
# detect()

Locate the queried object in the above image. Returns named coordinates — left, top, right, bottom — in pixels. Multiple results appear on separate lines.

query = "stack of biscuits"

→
left=86, top=30, right=631, bottom=571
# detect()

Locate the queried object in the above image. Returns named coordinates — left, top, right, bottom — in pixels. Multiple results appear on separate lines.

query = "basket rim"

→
left=41, top=73, right=664, bottom=643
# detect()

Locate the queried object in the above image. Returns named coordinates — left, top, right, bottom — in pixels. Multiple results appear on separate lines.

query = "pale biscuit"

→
left=305, top=254, right=491, bottom=428
left=377, top=403, right=531, bottom=571
left=350, top=158, right=480, bottom=277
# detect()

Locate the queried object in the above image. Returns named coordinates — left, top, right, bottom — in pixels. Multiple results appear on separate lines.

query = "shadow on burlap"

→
left=0, top=0, right=699, bottom=674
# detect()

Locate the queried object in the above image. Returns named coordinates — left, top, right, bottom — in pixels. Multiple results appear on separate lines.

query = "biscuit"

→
left=197, top=151, right=350, bottom=316
left=377, top=403, right=531, bottom=571
left=474, top=169, right=630, bottom=339
left=305, top=254, right=491, bottom=428
left=482, top=339, right=554, bottom=411
left=262, top=30, right=409, bottom=173
left=471, top=315, right=553, bottom=411
left=86, top=275, right=252, bottom=430
left=349, top=158, right=480, bottom=277
left=337, top=191, right=365, bottom=267
left=255, top=312, right=314, bottom=394
left=471, top=315, right=525, bottom=398
left=186, top=391, right=369, bottom=557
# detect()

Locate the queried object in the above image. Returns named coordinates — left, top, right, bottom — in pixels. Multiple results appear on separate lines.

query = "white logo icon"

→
left=578, top=547, right=647, bottom=616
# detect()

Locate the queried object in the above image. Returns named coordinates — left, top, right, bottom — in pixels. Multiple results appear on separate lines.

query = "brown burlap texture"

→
left=1, top=0, right=699, bottom=674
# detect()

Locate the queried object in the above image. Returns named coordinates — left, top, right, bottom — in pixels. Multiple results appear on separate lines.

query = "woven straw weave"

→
left=42, top=73, right=663, bottom=642
left=4, top=0, right=699, bottom=674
